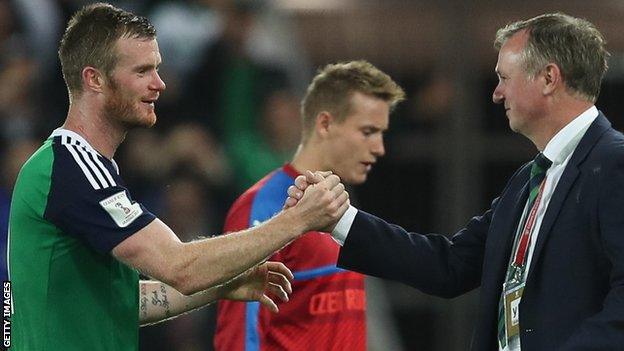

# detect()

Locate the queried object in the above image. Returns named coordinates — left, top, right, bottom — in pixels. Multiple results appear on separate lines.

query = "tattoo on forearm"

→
left=151, top=290, right=162, bottom=305
left=161, top=284, right=171, bottom=317
left=140, top=283, right=148, bottom=319
left=149, top=284, right=171, bottom=318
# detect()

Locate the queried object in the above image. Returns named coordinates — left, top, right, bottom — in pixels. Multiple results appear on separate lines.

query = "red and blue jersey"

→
left=214, top=164, right=366, bottom=351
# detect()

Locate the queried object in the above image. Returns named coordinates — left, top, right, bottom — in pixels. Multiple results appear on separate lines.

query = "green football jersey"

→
left=9, top=129, right=156, bottom=350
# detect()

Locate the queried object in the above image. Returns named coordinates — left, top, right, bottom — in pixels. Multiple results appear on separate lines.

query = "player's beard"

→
left=103, top=78, right=156, bottom=129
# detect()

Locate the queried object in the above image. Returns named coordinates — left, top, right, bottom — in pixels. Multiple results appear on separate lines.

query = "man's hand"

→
left=221, top=261, right=294, bottom=313
left=283, top=170, right=330, bottom=209
left=283, top=170, right=349, bottom=232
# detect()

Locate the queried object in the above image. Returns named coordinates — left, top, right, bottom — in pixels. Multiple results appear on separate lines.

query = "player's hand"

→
left=287, top=173, right=349, bottom=233
left=283, top=170, right=332, bottom=209
left=221, top=262, right=294, bottom=313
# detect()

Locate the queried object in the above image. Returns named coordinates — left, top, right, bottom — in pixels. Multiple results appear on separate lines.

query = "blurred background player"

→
left=214, top=60, right=405, bottom=351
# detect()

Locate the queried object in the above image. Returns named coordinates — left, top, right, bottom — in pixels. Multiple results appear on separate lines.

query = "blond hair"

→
left=301, top=60, right=405, bottom=141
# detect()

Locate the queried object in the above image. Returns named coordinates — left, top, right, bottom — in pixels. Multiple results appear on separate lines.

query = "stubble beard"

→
left=103, top=79, right=156, bottom=130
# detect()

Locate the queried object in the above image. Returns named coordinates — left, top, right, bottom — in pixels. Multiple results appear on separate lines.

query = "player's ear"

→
left=315, top=111, right=334, bottom=138
left=82, top=66, right=106, bottom=93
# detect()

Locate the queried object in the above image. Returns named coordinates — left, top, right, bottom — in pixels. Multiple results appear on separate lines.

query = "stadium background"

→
left=1, top=0, right=623, bottom=350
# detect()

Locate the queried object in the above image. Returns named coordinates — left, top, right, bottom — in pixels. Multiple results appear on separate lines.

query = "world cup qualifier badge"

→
left=2, top=281, right=11, bottom=350
left=100, top=191, right=143, bottom=228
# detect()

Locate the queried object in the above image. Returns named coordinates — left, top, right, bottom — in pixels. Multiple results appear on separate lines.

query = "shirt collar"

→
left=50, top=128, right=100, bottom=156
left=542, top=106, right=598, bottom=166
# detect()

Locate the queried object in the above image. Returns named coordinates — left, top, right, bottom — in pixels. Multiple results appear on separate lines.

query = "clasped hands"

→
left=223, top=170, right=349, bottom=313
left=284, top=170, right=350, bottom=233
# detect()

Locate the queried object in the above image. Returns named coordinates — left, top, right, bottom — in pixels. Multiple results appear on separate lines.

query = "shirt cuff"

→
left=331, top=205, right=357, bottom=246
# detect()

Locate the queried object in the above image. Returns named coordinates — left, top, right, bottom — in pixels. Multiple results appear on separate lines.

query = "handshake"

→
left=221, top=170, right=350, bottom=313
left=282, top=170, right=350, bottom=233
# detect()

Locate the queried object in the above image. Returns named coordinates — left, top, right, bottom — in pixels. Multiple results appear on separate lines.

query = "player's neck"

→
left=290, top=142, right=330, bottom=175
left=63, top=100, right=126, bottom=159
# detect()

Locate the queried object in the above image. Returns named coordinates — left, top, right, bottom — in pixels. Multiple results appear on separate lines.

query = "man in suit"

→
left=286, top=13, right=623, bottom=350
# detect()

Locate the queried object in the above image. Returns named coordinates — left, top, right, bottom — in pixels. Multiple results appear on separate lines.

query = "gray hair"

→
left=494, top=13, right=609, bottom=102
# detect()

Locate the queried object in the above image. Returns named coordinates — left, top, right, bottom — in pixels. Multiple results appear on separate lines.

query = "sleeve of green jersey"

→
left=44, top=140, right=156, bottom=254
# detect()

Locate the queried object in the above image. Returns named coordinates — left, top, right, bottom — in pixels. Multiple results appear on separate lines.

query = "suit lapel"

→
left=486, top=166, right=531, bottom=291
left=526, top=113, right=611, bottom=280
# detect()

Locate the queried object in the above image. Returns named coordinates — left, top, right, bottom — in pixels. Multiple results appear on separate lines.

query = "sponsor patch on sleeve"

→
left=99, top=191, right=143, bottom=228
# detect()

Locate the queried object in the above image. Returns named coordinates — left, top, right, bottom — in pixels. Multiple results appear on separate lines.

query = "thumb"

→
left=305, top=170, right=324, bottom=184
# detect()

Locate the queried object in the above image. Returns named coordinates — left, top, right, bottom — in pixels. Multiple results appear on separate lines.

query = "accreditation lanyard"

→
left=512, top=178, right=547, bottom=271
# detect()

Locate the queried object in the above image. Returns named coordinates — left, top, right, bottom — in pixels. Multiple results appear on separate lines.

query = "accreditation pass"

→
left=504, top=282, right=524, bottom=341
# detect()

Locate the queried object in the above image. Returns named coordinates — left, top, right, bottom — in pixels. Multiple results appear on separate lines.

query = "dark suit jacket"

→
left=338, top=113, right=624, bottom=350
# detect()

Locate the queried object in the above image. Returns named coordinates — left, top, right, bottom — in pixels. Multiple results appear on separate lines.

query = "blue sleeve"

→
left=248, top=171, right=292, bottom=227
left=44, top=141, right=155, bottom=254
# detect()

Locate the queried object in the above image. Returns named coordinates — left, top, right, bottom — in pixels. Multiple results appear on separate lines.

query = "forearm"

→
left=139, top=280, right=223, bottom=326
left=172, top=210, right=304, bottom=294
left=115, top=174, right=344, bottom=296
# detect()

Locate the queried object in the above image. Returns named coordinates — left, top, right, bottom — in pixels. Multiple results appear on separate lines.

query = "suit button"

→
left=524, top=328, right=533, bottom=333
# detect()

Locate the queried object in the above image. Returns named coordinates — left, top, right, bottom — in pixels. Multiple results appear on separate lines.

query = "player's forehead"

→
left=343, top=92, right=390, bottom=128
left=113, top=37, right=161, bottom=69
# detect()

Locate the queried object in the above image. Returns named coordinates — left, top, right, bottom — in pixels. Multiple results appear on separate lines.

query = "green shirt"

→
left=9, top=129, right=155, bottom=350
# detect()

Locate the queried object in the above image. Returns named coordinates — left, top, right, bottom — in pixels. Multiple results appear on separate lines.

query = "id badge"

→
left=503, top=282, right=525, bottom=341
